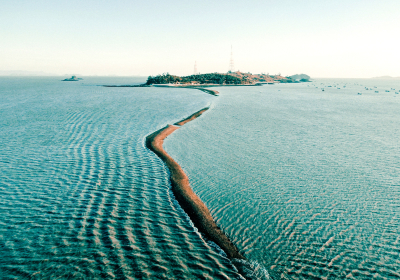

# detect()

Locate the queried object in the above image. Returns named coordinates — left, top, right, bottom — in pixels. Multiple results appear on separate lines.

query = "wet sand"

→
left=174, top=108, right=210, bottom=126
left=188, top=87, right=219, bottom=96
left=146, top=108, right=244, bottom=260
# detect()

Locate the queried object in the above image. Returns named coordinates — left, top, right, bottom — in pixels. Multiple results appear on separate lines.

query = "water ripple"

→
left=166, top=80, right=400, bottom=279
left=0, top=78, right=243, bottom=279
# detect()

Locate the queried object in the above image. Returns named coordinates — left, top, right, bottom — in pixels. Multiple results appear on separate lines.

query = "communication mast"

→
left=194, top=61, right=197, bottom=75
left=229, top=45, right=235, bottom=73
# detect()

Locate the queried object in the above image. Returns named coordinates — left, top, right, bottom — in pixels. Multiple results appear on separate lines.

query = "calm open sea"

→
left=1, top=77, right=400, bottom=279
left=166, top=79, right=400, bottom=279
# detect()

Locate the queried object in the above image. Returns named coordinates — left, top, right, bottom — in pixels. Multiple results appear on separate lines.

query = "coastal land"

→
left=146, top=108, right=244, bottom=260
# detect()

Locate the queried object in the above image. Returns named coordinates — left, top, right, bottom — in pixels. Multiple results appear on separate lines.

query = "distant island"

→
left=62, top=75, right=82, bottom=81
left=372, top=76, right=400, bottom=79
left=145, top=72, right=310, bottom=86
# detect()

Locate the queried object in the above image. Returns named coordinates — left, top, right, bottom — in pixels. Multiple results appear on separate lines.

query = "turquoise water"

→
left=0, top=77, right=245, bottom=279
left=2, top=77, right=400, bottom=279
left=165, top=79, right=400, bottom=279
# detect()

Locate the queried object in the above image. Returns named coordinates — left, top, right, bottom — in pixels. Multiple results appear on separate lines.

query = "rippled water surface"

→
left=166, top=79, right=400, bottom=279
left=0, top=77, right=245, bottom=279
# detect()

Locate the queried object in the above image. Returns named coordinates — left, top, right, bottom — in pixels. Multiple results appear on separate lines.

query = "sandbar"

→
left=146, top=108, right=244, bottom=260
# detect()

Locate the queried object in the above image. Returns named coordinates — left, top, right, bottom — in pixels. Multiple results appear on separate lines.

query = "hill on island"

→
left=288, top=74, right=311, bottom=82
left=146, top=72, right=310, bottom=85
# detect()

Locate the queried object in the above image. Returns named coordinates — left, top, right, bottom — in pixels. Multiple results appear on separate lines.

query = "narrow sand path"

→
left=146, top=108, right=244, bottom=260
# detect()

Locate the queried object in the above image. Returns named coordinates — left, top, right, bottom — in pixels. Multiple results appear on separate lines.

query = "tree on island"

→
left=146, top=73, right=181, bottom=85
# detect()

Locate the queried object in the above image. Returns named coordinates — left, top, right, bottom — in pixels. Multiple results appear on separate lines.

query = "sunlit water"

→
left=0, top=77, right=246, bottom=279
left=165, top=79, right=400, bottom=279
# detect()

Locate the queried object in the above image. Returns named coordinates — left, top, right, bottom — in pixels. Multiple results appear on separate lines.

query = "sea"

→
left=1, top=77, right=399, bottom=279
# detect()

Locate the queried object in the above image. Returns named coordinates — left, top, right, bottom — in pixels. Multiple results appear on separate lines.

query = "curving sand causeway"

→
left=146, top=107, right=244, bottom=260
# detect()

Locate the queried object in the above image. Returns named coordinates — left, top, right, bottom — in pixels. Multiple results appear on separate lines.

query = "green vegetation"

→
left=145, top=72, right=311, bottom=85
left=146, top=73, right=244, bottom=85
left=146, top=73, right=181, bottom=85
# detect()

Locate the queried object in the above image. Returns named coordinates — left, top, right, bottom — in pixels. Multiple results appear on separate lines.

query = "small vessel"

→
left=358, top=92, right=362, bottom=95
left=322, top=88, right=325, bottom=91
left=62, top=75, right=82, bottom=81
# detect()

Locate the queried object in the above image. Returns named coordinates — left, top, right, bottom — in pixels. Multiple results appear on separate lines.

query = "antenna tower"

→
left=194, top=61, right=197, bottom=75
left=229, top=45, right=235, bottom=72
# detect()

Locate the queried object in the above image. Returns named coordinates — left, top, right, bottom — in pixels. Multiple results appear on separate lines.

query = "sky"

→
left=1, top=0, right=399, bottom=78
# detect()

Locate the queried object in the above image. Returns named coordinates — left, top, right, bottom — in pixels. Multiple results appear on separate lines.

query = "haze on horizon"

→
left=1, top=0, right=399, bottom=78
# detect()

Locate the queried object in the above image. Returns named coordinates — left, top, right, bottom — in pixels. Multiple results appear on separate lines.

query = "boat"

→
left=62, top=75, right=82, bottom=81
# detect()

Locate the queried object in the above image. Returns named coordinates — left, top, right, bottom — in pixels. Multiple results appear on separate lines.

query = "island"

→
left=146, top=72, right=310, bottom=85
left=372, top=76, right=400, bottom=79
left=103, top=72, right=310, bottom=92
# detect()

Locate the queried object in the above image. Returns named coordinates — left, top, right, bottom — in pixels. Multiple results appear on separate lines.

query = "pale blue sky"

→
left=1, top=0, right=399, bottom=77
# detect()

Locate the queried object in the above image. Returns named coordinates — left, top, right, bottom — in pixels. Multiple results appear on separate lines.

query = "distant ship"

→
left=62, top=75, right=82, bottom=81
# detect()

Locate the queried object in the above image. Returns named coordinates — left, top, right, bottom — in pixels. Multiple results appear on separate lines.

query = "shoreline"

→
left=145, top=108, right=244, bottom=260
